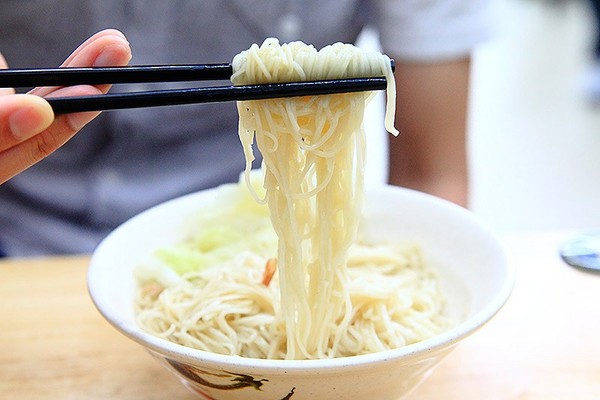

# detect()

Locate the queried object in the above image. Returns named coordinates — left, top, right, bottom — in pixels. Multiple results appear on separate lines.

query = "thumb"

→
left=2, top=94, right=54, bottom=145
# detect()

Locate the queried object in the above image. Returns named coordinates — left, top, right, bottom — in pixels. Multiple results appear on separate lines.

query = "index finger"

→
left=30, top=29, right=131, bottom=98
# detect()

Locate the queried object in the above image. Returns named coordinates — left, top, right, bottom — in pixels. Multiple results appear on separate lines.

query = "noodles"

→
left=135, top=39, right=449, bottom=360
left=136, top=228, right=449, bottom=359
left=231, top=38, right=398, bottom=359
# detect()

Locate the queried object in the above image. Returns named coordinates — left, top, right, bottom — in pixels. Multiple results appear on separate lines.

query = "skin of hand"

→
left=387, top=58, right=471, bottom=208
left=0, top=29, right=132, bottom=184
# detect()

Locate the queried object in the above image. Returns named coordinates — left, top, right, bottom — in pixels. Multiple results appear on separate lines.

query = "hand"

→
left=0, top=29, right=132, bottom=184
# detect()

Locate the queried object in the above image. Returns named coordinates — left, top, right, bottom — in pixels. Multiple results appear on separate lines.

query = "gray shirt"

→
left=0, top=0, right=489, bottom=255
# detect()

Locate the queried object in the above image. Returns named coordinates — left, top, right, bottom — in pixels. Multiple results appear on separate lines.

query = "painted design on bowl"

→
left=165, top=358, right=296, bottom=399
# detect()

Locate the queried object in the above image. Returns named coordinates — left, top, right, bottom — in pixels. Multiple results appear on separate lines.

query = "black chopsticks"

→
left=0, top=64, right=233, bottom=87
left=46, top=78, right=388, bottom=114
left=0, top=62, right=393, bottom=114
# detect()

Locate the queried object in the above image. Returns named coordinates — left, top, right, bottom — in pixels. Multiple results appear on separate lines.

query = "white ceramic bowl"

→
left=88, top=185, right=514, bottom=400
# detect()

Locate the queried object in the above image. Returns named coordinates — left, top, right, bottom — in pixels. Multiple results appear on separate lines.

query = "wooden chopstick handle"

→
left=48, top=78, right=388, bottom=114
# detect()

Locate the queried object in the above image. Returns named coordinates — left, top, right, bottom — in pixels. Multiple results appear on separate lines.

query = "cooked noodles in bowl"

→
left=134, top=177, right=452, bottom=360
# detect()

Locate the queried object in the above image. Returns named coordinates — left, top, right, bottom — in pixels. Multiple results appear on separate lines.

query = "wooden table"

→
left=1, top=231, right=599, bottom=399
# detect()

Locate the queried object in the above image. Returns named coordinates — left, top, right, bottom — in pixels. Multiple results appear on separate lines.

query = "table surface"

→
left=1, top=231, right=599, bottom=400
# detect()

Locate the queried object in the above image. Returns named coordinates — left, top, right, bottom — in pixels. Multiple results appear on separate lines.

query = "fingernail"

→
left=67, top=111, right=99, bottom=132
left=93, top=43, right=131, bottom=67
left=104, top=29, right=127, bottom=40
left=9, top=105, right=54, bottom=140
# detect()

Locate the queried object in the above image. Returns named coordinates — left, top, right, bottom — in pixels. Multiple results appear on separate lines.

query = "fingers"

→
left=46, top=29, right=132, bottom=135
left=37, top=30, right=132, bottom=147
left=0, top=94, right=55, bottom=183
left=0, top=94, right=54, bottom=151
left=0, top=29, right=132, bottom=184
left=1, top=52, right=53, bottom=183
left=62, top=28, right=128, bottom=66
left=43, top=84, right=105, bottom=141
left=31, top=29, right=132, bottom=97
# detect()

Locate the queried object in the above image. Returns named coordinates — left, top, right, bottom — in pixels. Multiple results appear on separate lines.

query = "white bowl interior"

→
left=88, top=185, right=513, bottom=370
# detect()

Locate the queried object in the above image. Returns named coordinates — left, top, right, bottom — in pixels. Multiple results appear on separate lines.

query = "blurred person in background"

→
left=0, top=0, right=490, bottom=257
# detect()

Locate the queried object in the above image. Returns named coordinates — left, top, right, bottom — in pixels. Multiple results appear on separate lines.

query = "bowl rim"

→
left=88, top=185, right=516, bottom=373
